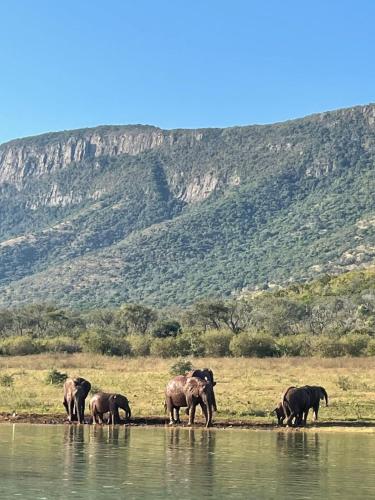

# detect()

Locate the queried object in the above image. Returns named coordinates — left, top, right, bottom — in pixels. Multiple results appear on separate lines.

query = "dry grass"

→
left=0, top=354, right=375, bottom=423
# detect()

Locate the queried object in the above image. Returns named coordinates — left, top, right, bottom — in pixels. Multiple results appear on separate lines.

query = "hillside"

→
left=0, top=105, right=375, bottom=308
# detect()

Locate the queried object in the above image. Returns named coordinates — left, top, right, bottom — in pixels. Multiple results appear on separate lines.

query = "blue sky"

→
left=1, top=0, right=375, bottom=143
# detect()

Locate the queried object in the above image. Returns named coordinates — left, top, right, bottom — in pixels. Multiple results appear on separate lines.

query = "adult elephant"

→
left=274, top=386, right=299, bottom=425
left=90, top=393, right=131, bottom=425
left=283, top=385, right=328, bottom=426
left=186, top=368, right=217, bottom=412
left=165, top=376, right=215, bottom=428
left=63, top=377, right=91, bottom=424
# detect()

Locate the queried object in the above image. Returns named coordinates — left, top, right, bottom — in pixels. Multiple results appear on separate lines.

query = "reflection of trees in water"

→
left=165, top=428, right=216, bottom=496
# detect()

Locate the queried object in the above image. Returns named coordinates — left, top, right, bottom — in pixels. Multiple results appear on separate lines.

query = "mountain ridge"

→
left=1, top=103, right=374, bottom=308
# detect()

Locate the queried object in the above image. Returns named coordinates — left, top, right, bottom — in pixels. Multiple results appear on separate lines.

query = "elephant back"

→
left=186, top=368, right=216, bottom=386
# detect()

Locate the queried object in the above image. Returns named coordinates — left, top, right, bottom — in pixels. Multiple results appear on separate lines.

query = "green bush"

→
left=79, top=331, right=131, bottom=356
left=150, top=338, right=180, bottom=358
left=366, top=339, right=375, bottom=356
left=0, top=374, right=14, bottom=387
left=276, top=335, right=311, bottom=357
left=152, top=320, right=181, bottom=338
left=0, top=336, right=40, bottom=356
left=179, top=331, right=205, bottom=357
left=312, top=336, right=345, bottom=357
left=203, top=330, right=233, bottom=357
left=149, top=335, right=192, bottom=358
left=39, top=337, right=82, bottom=354
left=169, top=359, right=193, bottom=376
left=45, top=369, right=68, bottom=385
left=340, top=334, right=370, bottom=357
left=128, top=335, right=151, bottom=356
left=229, top=332, right=279, bottom=357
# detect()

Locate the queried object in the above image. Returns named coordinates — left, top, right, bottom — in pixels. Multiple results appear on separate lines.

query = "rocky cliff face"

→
left=0, top=126, right=204, bottom=189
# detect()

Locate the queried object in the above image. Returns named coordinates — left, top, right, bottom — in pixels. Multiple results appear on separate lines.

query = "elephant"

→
left=273, top=386, right=301, bottom=425
left=186, top=368, right=217, bottom=412
left=63, top=377, right=91, bottom=424
left=165, top=376, right=215, bottom=428
left=90, top=392, right=131, bottom=425
left=283, top=385, right=328, bottom=426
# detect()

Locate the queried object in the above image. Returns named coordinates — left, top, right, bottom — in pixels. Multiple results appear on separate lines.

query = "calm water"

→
left=0, top=424, right=375, bottom=499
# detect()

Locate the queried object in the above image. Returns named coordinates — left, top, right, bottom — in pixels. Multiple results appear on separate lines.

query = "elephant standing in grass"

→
left=283, top=385, right=328, bottom=426
left=90, top=393, right=131, bottom=425
left=165, top=376, right=215, bottom=428
left=63, top=377, right=91, bottom=424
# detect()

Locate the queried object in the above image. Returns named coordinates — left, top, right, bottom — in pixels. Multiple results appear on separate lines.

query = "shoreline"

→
left=1, top=413, right=375, bottom=432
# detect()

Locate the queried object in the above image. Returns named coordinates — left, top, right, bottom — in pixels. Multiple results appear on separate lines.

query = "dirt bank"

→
left=1, top=413, right=375, bottom=431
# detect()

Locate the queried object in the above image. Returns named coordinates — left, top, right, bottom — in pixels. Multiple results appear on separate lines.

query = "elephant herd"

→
left=63, top=370, right=328, bottom=428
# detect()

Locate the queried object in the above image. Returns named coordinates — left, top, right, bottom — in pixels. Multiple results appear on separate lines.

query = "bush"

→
left=276, top=335, right=311, bottom=357
left=39, top=337, right=82, bottom=354
left=229, top=332, right=279, bottom=357
left=152, top=320, right=181, bottom=338
left=150, top=338, right=180, bottom=358
left=150, top=335, right=193, bottom=358
left=0, top=336, right=40, bottom=356
left=0, top=374, right=14, bottom=387
left=128, top=335, right=151, bottom=356
left=169, top=359, right=193, bottom=376
left=366, top=339, right=375, bottom=356
left=179, top=331, right=205, bottom=357
left=203, top=330, right=233, bottom=357
left=45, top=369, right=68, bottom=385
left=340, top=334, right=370, bottom=357
left=79, top=331, right=131, bottom=356
left=312, top=336, right=345, bottom=357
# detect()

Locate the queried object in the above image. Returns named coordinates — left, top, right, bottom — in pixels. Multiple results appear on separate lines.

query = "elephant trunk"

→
left=202, top=392, right=213, bottom=428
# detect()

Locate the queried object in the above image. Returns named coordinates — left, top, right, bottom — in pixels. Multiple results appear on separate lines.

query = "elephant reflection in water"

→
left=62, top=425, right=87, bottom=486
left=88, top=424, right=131, bottom=447
left=165, top=428, right=216, bottom=495
left=275, top=432, right=321, bottom=495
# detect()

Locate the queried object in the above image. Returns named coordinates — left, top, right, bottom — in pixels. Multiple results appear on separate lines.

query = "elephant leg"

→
left=303, top=409, right=309, bottom=425
left=286, top=412, right=296, bottom=427
left=200, top=402, right=208, bottom=423
left=113, top=407, right=121, bottom=425
left=166, top=398, right=175, bottom=425
left=68, top=399, right=75, bottom=422
left=75, top=400, right=83, bottom=424
left=63, top=398, right=69, bottom=416
left=313, top=405, right=319, bottom=421
left=188, top=404, right=196, bottom=426
left=175, top=407, right=181, bottom=424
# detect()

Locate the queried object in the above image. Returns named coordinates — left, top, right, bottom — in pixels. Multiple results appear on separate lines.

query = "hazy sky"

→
left=1, top=0, right=375, bottom=143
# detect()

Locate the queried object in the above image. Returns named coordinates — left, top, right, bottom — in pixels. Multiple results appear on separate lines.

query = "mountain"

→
left=0, top=105, right=375, bottom=308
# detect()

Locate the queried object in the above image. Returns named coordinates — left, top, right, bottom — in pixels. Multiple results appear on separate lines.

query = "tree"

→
left=117, top=303, right=157, bottom=335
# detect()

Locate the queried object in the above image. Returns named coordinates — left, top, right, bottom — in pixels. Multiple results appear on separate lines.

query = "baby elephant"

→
left=90, top=393, right=131, bottom=425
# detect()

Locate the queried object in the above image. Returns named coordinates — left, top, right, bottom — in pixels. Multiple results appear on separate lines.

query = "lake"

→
left=0, top=424, right=375, bottom=499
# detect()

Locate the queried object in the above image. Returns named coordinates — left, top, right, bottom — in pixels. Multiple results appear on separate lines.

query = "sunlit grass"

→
left=0, top=354, right=375, bottom=423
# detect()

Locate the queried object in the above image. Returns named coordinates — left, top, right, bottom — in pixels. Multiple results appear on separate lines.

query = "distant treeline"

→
left=0, top=270, right=374, bottom=357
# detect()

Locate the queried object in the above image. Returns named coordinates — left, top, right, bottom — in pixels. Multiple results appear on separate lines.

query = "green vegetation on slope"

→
left=0, top=105, right=375, bottom=307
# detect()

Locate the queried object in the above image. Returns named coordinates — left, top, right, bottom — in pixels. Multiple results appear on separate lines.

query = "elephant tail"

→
left=164, top=401, right=167, bottom=414
left=321, top=387, right=328, bottom=406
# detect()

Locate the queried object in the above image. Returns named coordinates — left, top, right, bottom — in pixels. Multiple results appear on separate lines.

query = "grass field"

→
left=0, top=354, right=375, bottom=424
